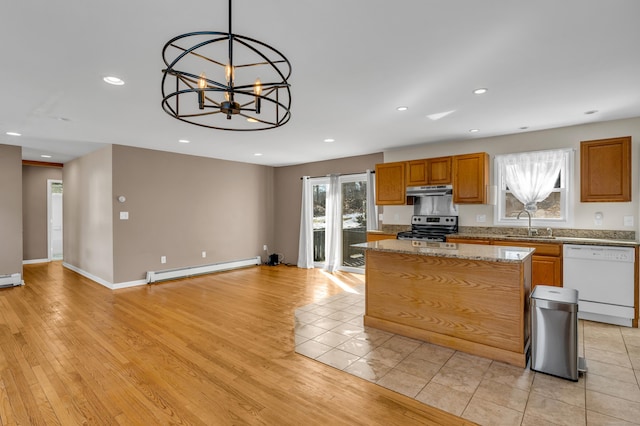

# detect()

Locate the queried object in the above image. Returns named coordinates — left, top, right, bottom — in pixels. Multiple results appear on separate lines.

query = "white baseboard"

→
left=23, top=258, right=50, bottom=265
left=146, top=256, right=261, bottom=283
left=64, top=256, right=261, bottom=290
left=62, top=263, right=146, bottom=290
left=0, top=273, right=23, bottom=288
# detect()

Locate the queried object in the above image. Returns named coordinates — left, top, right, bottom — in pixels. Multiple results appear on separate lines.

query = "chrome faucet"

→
left=517, top=210, right=537, bottom=236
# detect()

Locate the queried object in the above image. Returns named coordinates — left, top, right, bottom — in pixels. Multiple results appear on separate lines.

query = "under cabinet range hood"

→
left=406, top=185, right=453, bottom=196
left=408, top=185, right=458, bottom=216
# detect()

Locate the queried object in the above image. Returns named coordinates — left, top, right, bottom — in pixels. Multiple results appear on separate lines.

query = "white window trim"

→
left=494, top=149, right=574, bottom=228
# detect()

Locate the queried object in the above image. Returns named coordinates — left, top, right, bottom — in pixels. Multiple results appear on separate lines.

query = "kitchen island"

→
left=355, top=239, right=534, bottom=367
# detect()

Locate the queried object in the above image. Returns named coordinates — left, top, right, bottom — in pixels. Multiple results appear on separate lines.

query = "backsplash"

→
left=458, top=226, right=636, bottom=241
left=379, top=224, right=411, bottom=234
left=379, top=224, right=635, bottom=240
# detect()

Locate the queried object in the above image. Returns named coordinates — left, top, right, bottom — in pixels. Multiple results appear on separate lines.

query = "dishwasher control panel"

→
left=564, top=245, right=634, bottom=262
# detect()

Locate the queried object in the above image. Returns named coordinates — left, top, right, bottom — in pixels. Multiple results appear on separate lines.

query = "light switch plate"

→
left=120, top=211, right=129, bottom=220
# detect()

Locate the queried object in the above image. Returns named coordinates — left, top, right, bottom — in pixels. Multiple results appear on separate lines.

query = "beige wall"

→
left=63, top=146, right=114, bottom=283
left=273, top=153, right=383, bottom=265
left=22, top=165, right=63, bottom=261
left=0, top=144, right=23, bottom=277
left=111, top=145, right=274, bottom=283
left=383, top=117, right=640, bottom=232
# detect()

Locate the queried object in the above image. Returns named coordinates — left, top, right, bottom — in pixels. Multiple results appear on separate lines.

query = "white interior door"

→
left=48, top=180, right=63, bottom=260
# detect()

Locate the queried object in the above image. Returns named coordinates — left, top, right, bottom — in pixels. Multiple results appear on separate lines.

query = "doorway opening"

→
left=48, top=180, right=63, bottom=261
left=311, top=174, right=369, bottom=273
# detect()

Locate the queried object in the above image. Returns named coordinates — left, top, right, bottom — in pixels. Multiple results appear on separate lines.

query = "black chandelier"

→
left=161, top=0, right=292, bottom=131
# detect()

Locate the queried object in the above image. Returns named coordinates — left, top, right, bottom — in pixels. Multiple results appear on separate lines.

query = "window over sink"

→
left=494, top=149, right=574, bottom=226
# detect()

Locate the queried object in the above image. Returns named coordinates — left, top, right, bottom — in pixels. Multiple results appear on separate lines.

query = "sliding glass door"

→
left=310, top=174, right=369, bottom=272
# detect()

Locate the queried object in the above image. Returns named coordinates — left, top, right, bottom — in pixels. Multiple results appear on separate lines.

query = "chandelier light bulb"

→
left=198, top=72, right=207, bottom=109
left=253, top=78, right=262, bottom=96
left=225, top=64, right=234, bottom=83
left=198, top=73, right=207, bottom=89
left=254, top=78, right=262, bottom=114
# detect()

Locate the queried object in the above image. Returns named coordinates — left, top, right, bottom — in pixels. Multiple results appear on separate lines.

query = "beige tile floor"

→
left=295, top=285, right=640, bottom=425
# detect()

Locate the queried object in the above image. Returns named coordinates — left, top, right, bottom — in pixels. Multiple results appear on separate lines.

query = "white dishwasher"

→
left=563, top=244, right=635, bottom=327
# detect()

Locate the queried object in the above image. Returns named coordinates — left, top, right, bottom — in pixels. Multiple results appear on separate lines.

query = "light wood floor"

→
left=0, top=262, right=474, bottom=425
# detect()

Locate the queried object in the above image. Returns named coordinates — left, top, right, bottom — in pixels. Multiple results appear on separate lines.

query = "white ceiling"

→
left=2, top=0, right=640, bottom=167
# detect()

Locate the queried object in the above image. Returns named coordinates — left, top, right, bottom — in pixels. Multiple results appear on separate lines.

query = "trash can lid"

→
left=531, top=285, right=578, bottom=305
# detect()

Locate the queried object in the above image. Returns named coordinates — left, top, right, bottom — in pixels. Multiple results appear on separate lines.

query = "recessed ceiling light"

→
left=519, top=126, right=529, bottom=130
left=103, top=76, right=125, bottom=86
left=426, top=110, right=455, bottom=121
left=178, top=139, right=190, bottom=144
left=396, top=106, right=408, bottom=111
left=254, top=153, right=263, bottom=156
left=469, top=129, right=480, bottom=133
left=584, top=110, right=598, bottom=115
left=6, top=131, right=21, bottom=136
left=473, top=88, right=488, bottom=95
left=324, top=138, right=335, bottom=143
left=40, top=155, right=52, bottom=158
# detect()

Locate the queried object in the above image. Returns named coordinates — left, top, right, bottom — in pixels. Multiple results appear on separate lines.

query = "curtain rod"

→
left=300, top=170, right=375, bottom=180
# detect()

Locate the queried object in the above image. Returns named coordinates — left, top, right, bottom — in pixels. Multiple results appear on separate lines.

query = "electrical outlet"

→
left=594, top=211, right=603, bottom=226
left=624, top=216, right=634, bottom=226
left=161, top=256, right=166, bottom=264
left=476, top=214, right=486, bottom=223
left=202, top=251, right=206, bottom=258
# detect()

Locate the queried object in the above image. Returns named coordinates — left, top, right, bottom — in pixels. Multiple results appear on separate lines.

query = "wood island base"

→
left=362, top=245, right=532, bottom=368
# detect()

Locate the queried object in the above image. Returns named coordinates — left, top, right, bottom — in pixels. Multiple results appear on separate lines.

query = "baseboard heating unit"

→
left=146, top=256, right=261, bottom=284
left=0, top=273, right=23, bottom=288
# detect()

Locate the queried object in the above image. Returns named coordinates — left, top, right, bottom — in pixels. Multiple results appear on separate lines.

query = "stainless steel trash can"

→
left=530, top=285, right=585, bottom=381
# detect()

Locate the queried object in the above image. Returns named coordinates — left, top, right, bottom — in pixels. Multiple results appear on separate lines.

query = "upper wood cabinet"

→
left=406, top=157, right=452, bottom=186
left=428, top=156, right=452, bottom=185
left=406, top=160, right=428, bottom=186
left=452, top=152, right=489, bottom=204
left=375, top=162, right=406, bottom=205
left=581, top=136, right=631, bottom=202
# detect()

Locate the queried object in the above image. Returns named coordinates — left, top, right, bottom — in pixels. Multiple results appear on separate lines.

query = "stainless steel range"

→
left=397, top=215, right=458, bottom=242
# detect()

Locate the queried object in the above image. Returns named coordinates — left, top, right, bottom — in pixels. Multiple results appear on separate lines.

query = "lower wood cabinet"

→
left=366, top=232, right=397, bottom=242
left=447, top=237, right=563, bottom=289
left=531, top=255, right=562, bottom=289
left=447, top=237, right=491, bottom=245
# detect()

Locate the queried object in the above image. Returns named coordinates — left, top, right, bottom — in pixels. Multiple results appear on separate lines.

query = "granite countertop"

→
left=354, top=239, right=534, bottom=263
left=450, top=233, right=639, bottom=247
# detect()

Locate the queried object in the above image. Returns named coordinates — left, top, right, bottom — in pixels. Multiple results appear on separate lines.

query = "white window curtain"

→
left=502, top=149, right=565, bottom=212
left=297, top=176, right=314, bottom=268
left=365, top=169, right=379, bottom=231
left=324, top=174, right=341, bottom=273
